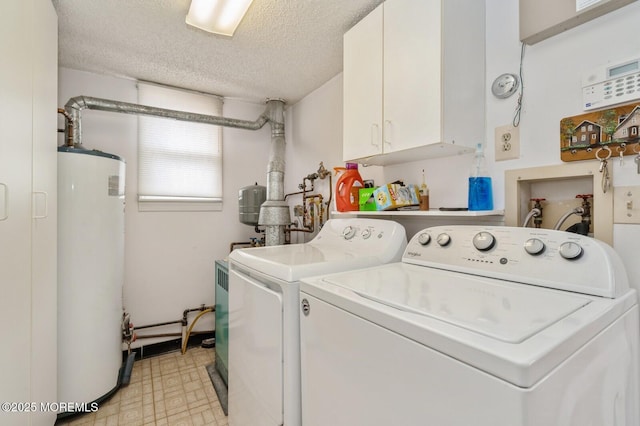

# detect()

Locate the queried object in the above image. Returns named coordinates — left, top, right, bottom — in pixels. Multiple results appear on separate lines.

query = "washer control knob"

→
left=342, top=226, right=356, bottom=240
left=473, top=232, right=495, bottom=251
left=559, top=241, right=583, bottom=260
left=361, top=228, right=372, bottom=239
left=524, top=238, right=545, bottom=255
left=418, top=233, right=431, bottom=246
left=436, top=233, right=451, bottom=247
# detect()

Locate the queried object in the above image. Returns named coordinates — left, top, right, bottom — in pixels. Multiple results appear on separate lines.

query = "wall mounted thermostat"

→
left=582, top=57, right=640, bottom=110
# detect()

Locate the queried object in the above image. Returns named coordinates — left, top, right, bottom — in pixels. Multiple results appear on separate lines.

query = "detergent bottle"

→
left=335, top=162, right=364, bottom=212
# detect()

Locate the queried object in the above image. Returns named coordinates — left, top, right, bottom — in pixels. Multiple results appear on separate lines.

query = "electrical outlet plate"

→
left=495, top=124, right=520, bottom=161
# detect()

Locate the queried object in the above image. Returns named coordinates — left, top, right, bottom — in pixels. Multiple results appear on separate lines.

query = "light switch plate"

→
left=613, top=186, right=640, bottom=224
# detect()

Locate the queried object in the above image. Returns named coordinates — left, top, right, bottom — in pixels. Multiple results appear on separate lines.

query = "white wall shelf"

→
left=332, top=209, right=504, bottom=218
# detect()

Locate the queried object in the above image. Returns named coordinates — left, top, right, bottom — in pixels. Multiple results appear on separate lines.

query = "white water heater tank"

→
left=57, top=147, right=125, bottom=404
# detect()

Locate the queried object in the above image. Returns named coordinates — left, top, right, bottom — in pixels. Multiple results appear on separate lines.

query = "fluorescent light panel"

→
left=186, top=0, right=254, bottom=37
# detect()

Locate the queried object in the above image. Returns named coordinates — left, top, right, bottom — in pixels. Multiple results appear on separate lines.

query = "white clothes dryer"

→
left=299, top=225, right=639, bottom=426
left=227, top=218, right=407, bottom=426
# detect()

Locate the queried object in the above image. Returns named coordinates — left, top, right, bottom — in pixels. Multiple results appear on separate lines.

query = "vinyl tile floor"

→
left=56, top=347, right=227, bottom=426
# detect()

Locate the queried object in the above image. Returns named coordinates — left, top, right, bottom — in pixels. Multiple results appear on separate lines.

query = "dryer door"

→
left=229, top=268, right=283, bottom=426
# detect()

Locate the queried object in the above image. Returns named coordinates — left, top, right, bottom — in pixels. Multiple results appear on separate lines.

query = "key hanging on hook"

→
left=601, top=160, right=610, bottom=193
left=595, top=146, right=611, bottom=193
left=634, top=144, right=640, bottom=174
left=616, top=143, right=626, bottom=166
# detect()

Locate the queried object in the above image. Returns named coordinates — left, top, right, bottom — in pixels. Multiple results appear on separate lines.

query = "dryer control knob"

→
left=524, top=238, right=545, bottom=255
left=559, top=241, right=583, bottom=260
left=342, top=226, right=356, bottom=240
left=361, top=228, right=372, bottom=239
left=418, top=233, right=431, bottom=246
left=473, top=232, right=495, bottom=251
left=436, top=233, right=451, bottom=247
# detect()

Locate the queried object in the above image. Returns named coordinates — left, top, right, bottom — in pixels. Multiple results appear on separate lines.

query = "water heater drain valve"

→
left=122, top=312, right=136, bottom=346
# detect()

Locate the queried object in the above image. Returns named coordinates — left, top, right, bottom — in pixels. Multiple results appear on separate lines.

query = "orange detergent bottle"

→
left=335, top=162, right=364, bottom=212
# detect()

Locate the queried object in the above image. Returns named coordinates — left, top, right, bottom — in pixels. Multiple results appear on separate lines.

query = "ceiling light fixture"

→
left=186, top=0, right=254, bottom=37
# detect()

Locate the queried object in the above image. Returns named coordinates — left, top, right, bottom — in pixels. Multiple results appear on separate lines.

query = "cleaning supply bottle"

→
left=419, top=169, right=429, bottom=211
left=468, top=143, right=493, bottom=211
left=335, top=162, right=364, bottom=212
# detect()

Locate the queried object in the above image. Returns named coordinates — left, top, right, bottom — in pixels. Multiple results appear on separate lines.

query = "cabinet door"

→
left=0, top=0, right=34, bottom=419
left=384, top=0, right=442, bottom=153
left=30, top=1, right=58, bottom=424
left=342, top=4, right=383, bottom=162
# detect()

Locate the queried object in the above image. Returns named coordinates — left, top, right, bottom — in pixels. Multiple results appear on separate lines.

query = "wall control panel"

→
left=582, top=57, right=640, bottom=110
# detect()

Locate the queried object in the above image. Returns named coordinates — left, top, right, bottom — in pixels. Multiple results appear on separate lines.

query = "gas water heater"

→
left=57, top=146, right=125, bottom=405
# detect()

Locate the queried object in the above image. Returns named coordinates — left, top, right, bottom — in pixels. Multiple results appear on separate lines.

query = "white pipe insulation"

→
left=62, top=96, right=290, bottom=245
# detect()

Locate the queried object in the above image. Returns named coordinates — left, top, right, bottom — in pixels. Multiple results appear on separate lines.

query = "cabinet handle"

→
left=384, top=120, right=392, bottom=147
left=370, top=123, right=379, bottom=147
left=0, top=183, right=7, bottom=221
left=33, top=191, right=48, bottom=219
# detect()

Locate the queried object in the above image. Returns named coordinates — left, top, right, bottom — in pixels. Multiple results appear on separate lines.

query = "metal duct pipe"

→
left=64, top=95, right=269, bottom=147
left=62, top=94, right=289, bottom=246
left=259, top=99, right=291, bottom=246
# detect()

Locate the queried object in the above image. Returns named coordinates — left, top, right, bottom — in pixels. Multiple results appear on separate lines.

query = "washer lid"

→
left=322, top=263, right=589, bottom=344
left=229, top=218, right=407, bottom=282
left=229, top=243, right=379, bottom=282
left=302, top=263, right=635, bottom=388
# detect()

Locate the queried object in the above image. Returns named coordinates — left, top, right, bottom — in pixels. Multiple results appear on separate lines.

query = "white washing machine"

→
left=299, top=225, right=639, bottom=426
left=227, top=218, right=407, bottom=426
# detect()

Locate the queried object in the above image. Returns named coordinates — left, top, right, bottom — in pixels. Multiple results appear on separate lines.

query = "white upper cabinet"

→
left=343, top=5, right=384, bottom=161
left=343, top=0, right=486, bottom=166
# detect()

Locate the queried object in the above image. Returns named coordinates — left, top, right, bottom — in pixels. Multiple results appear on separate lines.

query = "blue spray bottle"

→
left=468, top=143, right=493, bottom=211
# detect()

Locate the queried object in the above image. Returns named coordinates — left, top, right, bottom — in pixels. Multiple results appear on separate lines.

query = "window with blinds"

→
left=137, top=82, right=223, bottom=211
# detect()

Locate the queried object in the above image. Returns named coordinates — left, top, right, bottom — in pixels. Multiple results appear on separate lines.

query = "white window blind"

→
left=137, top=82, right=223, bottom=211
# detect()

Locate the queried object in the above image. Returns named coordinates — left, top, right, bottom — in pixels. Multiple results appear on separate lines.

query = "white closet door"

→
left=30, top=1, right=58, bottom=425
left=0, top=1, right=58, bottom=425
left=0, top=0, right=34, bottom=421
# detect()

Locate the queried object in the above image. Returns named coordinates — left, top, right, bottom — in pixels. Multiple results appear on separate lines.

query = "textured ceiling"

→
left=52, top=0, right=384, bottom=104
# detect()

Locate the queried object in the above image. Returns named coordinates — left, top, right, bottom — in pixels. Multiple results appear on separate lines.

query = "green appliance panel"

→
left=215, top=260, right=229, bottom=385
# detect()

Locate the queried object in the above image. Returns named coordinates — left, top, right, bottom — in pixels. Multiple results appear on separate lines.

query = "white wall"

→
left=284, top=74, right=346, bottom=243
left=58, top=69, right=272, bottom=348
left=486, top=0, right=640, bottom=202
